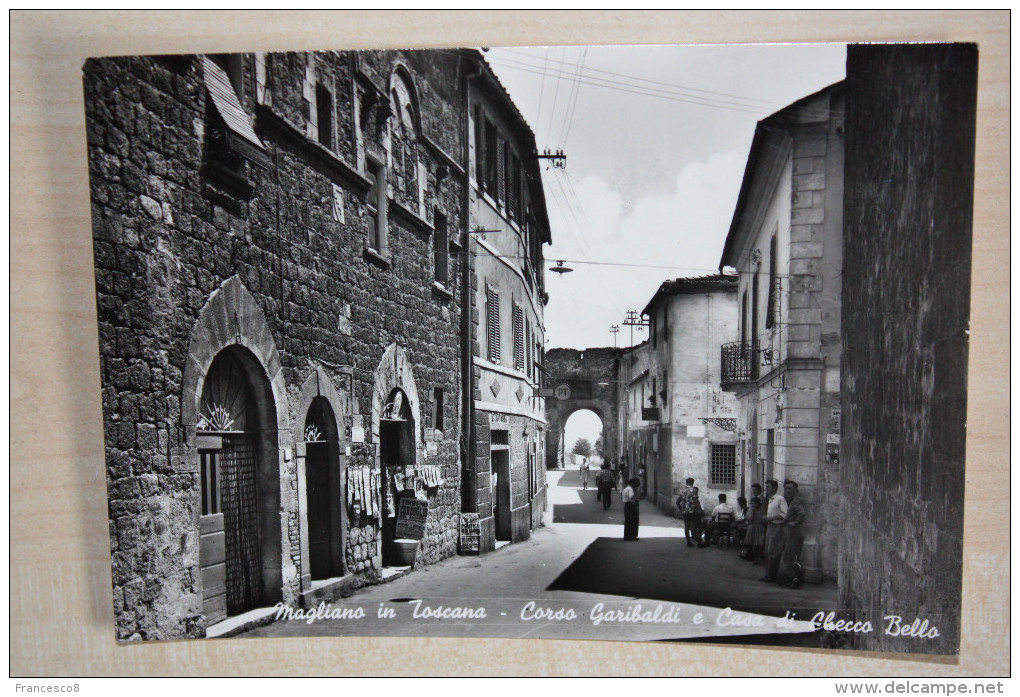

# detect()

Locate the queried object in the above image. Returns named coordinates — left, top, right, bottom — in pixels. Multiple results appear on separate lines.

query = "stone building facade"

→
left=719, top=83, right=845, bottom=583
left=840, top=44, right=975, bottom=654
left=463, top=65, right=552, bottom=552
left=628, top=276, right=740, bottom=513
left=84, top=49, right=512, bottom=640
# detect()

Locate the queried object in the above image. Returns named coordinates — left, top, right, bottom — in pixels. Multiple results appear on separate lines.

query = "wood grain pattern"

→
left=10, top=10, right=1008, bottom=676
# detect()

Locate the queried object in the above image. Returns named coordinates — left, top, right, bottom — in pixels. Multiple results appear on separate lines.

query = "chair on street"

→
left=712, top=511, right=735, bottom=547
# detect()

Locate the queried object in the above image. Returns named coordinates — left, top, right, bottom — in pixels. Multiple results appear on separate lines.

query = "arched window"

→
left=388, top=72, right=424, bottom=215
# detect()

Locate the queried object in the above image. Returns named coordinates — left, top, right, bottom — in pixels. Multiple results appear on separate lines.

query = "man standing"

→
left=622, top=477, right=641, bottom=540
left=596, top=463, right=615, bottom=509
left=580, top=457, right=590, bottom=490
left=760, top=479, right=788, bottom=582
left=675, top=478, right=704, bottom=547
left=779, top=481, right=807, bottom=588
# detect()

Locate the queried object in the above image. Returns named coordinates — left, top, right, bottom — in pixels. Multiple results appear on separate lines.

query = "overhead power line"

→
left=487, top=54, right=770, bottom=116
left=487, top=47, right=781, bottom=110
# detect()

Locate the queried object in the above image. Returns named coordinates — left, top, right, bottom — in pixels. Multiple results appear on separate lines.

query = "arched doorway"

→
left=303, top=397, right=343, bottom=580
left=561, top=408, right=605, bottom=469
left=196, top=347, right=280, bottom=622
left=379, top=388, right=415, bottom=567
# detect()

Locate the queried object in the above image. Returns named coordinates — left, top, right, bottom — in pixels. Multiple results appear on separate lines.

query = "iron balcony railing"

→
left=721, top=340, right=759, bottom=388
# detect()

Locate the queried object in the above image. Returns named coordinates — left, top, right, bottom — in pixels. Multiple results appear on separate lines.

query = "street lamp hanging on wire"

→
left=549, top=260, right=573, bottom=274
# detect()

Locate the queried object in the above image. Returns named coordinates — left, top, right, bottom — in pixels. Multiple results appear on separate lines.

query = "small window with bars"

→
left=709, top=444, right=737, bottom=487
left=513, top=304, right=525, bottom=372
left=486, top=284, right=501, bottom=363
left=200, top=450, right=221, bottom=515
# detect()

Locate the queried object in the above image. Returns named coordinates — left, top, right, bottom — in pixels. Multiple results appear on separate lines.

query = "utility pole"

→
left=622, top=310, right=648, bottom=347
left=535, top=148, right=567, bottom=169
left=610, top=324, right=620, bottom=348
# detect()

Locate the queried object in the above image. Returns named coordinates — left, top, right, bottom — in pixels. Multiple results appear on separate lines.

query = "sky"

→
left=485, top=44, right=847, bottom=350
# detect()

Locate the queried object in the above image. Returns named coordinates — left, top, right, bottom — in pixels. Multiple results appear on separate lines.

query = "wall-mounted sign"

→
left=642, top=407, right=660, bottom=421
left=489, top=412, right=510, bottom=424
left=395, top=498, right=429, bottom=540
left=459, top=512, right=481, bottom=554
left=554, top=383, right=572, bottom=401
left=536, top=387, right=556, bottom=397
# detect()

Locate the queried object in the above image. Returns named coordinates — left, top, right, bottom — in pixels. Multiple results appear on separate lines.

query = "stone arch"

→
left=293, top=365, right=350, bottom=591
left=182, top=276, right=288, bottom=432
left=370, top=343, right=422, bottom=454
left=182, top=275, right=290, bottom=625
left=550, top=403, right=609, bottom=468
left=543, top=348, right=623, bottom=472
left=388, top=64, right=422, bottom=137
left=371, top=344, right=423, bottom=567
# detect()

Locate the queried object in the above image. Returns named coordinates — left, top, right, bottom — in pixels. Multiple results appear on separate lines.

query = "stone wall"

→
left=840, top=44, right=976, bottom=654
left=543, top=347, right=622, bottom=469
left=85, top=49, right=468, bottom=640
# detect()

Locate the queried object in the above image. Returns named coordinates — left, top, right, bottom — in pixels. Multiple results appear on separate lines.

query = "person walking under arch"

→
left=596, top=463, right=615, bottom=509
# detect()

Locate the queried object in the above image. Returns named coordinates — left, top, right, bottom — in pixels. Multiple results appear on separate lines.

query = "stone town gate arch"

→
left=543, top=348, right=622, bottom=470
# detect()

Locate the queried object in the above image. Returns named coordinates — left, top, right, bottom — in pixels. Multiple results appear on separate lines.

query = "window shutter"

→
left=485, top=118, right=498, bottom=194
left=496, top=137, right=506, bottom=205
left=513, top=305, right=525, bottom=372
left=487, top=285, right=501, bottom=363
left=507, top=151, right=519, bottom=219
left=474, top=107, right=485, bottom=186
left=525, top=321, right=532, bottom=377
left=766, top=233, right=777, bottom=329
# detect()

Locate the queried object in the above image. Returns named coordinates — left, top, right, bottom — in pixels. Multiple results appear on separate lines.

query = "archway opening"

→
left=303, top=396, right=343, bottom=580
left=562, top=409, right=605, bottom=470
left=379, top=388, right=415, bottom=567
left=196, top=346, right=281, bottom=623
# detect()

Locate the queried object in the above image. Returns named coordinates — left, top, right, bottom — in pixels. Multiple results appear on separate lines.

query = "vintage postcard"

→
left=83, top=42, right=975, bottom=655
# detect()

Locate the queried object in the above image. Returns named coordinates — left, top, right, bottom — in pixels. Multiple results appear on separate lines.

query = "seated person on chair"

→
left=707, top=493, right=736, bottom=545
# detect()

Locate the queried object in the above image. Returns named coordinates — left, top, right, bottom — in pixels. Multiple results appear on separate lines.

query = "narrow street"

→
left=240, top=470, right=836, bottom=644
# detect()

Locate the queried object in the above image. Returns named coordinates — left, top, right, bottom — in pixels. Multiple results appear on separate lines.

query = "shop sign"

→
left=395, top=498, right=429, bottom=540
left=460, top=512, right=481, bottom=554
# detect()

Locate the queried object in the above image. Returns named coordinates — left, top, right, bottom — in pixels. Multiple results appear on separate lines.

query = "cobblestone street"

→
left=239, top=469, right=837, bottom=644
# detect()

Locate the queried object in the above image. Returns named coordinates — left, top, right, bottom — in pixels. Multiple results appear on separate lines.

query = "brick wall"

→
left=840, top=44, right=976, bottom=654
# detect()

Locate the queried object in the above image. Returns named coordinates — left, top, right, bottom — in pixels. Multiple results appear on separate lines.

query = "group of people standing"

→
left=675, top=477, right=807, bottom=589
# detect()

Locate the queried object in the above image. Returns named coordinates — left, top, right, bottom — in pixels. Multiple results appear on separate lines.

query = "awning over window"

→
left=203, top=56, right=267, bottom=163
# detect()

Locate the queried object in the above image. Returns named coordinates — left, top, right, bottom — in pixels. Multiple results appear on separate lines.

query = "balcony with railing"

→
left=721, top=340, right=759, bottom=391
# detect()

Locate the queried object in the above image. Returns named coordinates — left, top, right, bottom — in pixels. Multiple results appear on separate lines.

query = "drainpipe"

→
left=460, top=55, right=484, bottom=517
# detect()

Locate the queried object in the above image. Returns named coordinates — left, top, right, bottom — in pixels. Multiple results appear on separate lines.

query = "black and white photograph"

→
left=77, top=39, right=978, bottom=656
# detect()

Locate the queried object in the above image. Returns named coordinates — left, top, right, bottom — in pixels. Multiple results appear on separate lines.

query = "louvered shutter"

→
left=766, top=233, right=777, bottom=329
left=487, top=286, right=501, bottom=363
left=507, top=151, right=518, bottom=219
left=474, top=107, right=485, bottom=186
left=525, top=321, right=532, bottom=377
left=513, top=305, right=525, bottom=372
left=496, top=138, right=506, bottom=205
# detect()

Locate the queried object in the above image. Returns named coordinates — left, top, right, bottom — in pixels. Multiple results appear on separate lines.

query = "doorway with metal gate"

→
left=196, top=347, right=280, bottom=623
